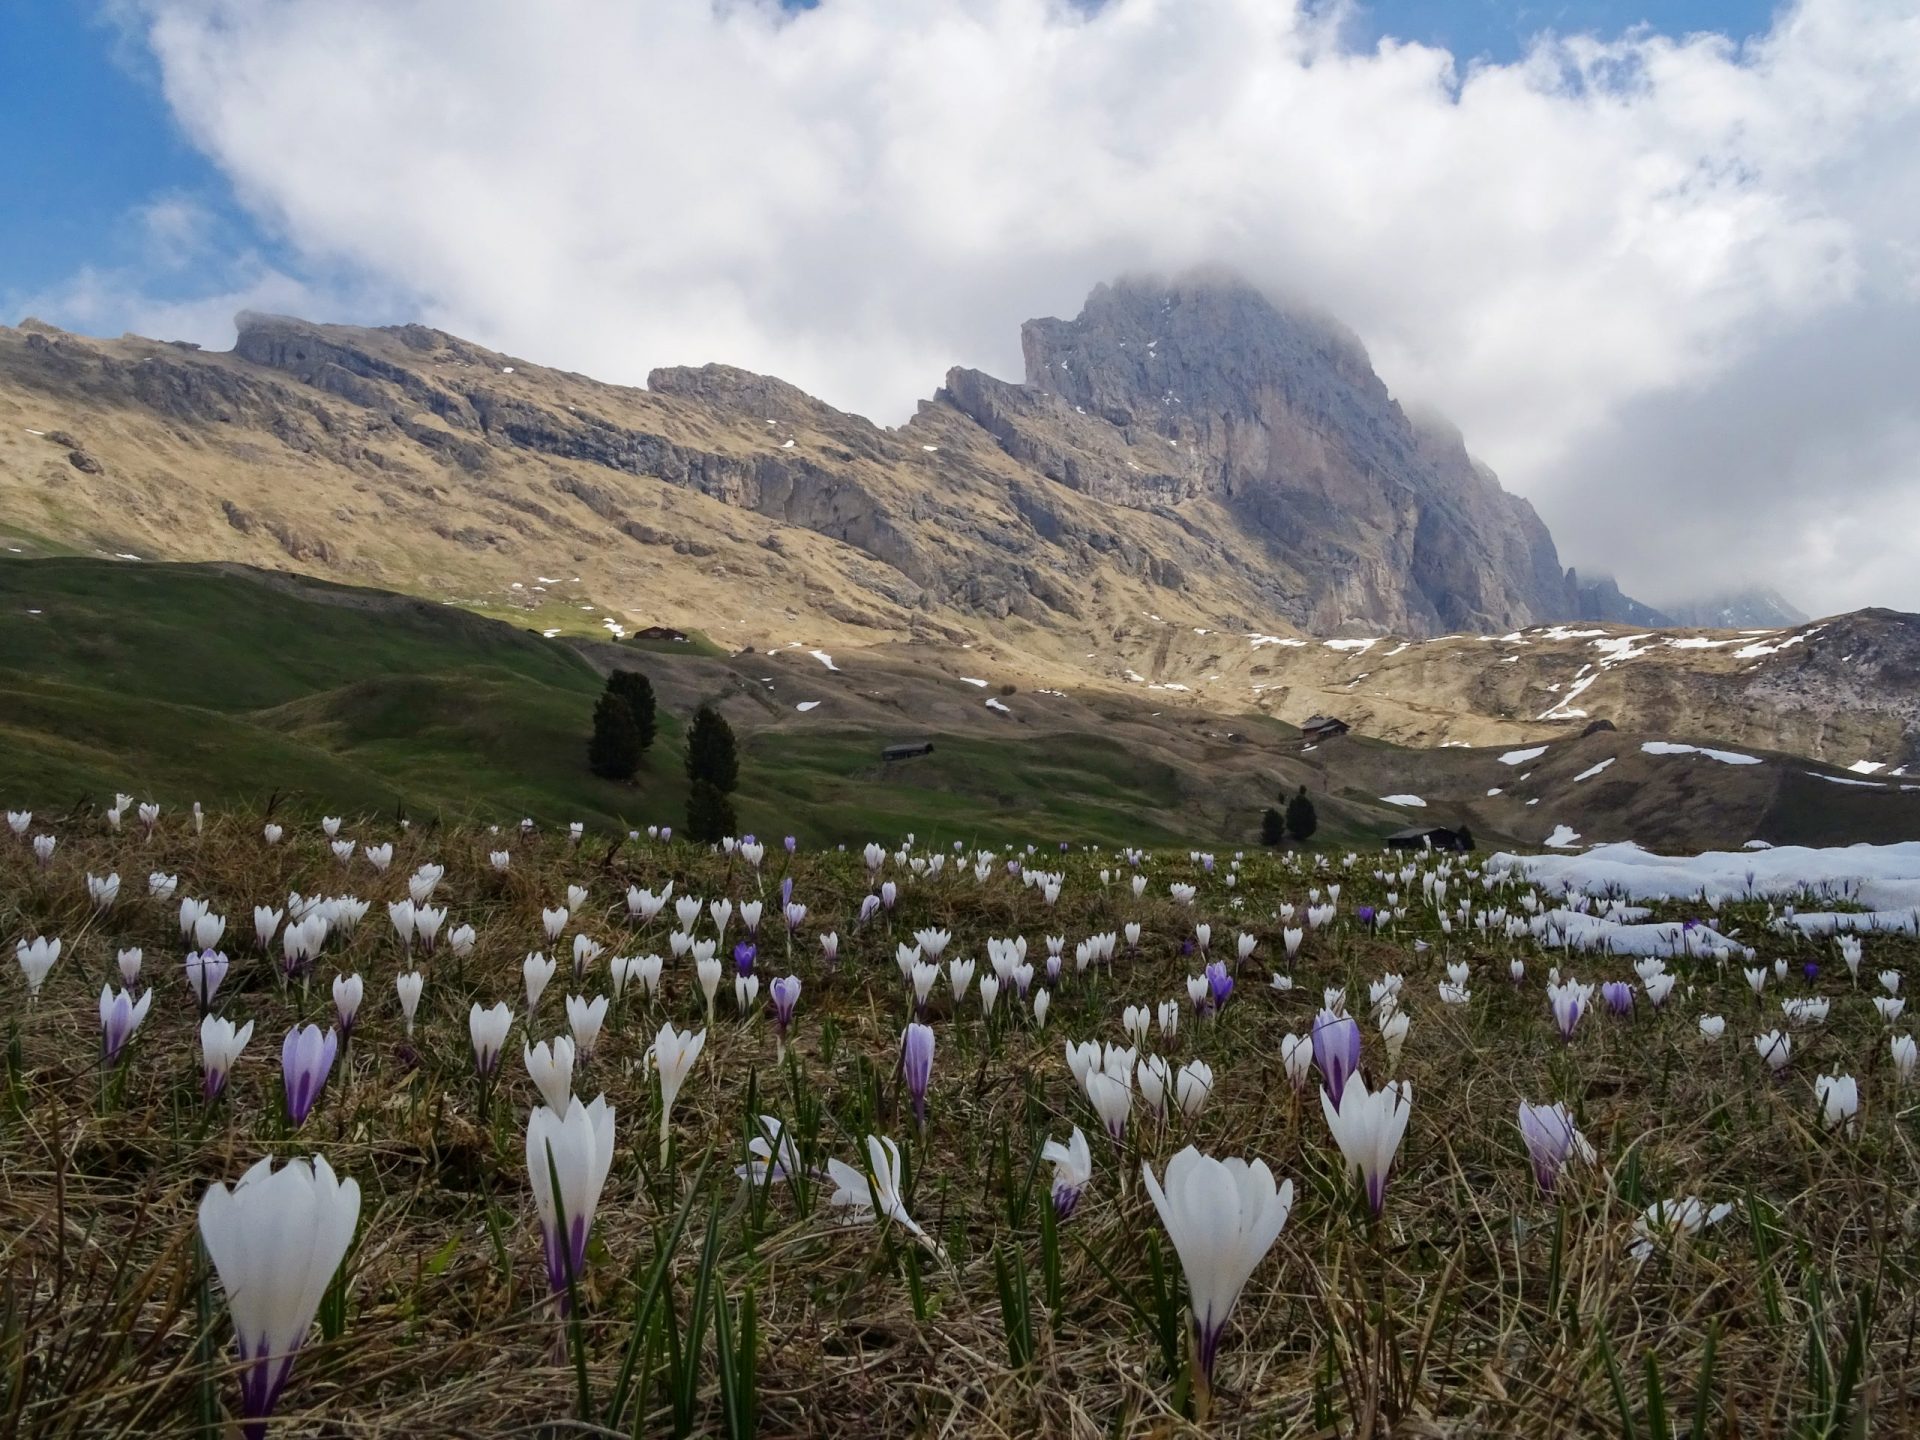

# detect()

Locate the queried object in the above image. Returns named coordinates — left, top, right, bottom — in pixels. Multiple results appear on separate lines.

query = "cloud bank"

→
left=91, top=0, right=1920, bottom=614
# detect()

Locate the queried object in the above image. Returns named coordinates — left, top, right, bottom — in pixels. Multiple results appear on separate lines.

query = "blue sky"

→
left=3, top=0, right=1778, bottom=327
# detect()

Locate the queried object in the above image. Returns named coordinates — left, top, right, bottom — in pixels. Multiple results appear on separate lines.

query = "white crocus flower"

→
left=1754, top=1029, right=1792, bottom=1073
left=1141, top=1146, right=1293, bottom=1384
left=526, top=1094, right=616, bottom=1296
left=1175, top=1059, right=1214, bottom=1120
left=395, top=972, right=424, bottom=1037
left=524, top=952, right=557, bottom=1014
left=1629, top=1196, right=1733, bottom=1265
left=567, top=994, right=609, bottom=1058
left=1041, top=1127, right=1093, bottom=1217
left=524, top=1035, right=577, bottom=1113
left=1137, top=1054, right=1171, bottom=1118
left=1320, top=1076, right=1414, bottom=1218
left=1085, top=1069, right=1132, bottom=1142
left=199, top=1156, right=360, bottom=1429
left=1891, top=1033, right=1916, bottom=1084
left=649, top=1022, right=706, bottom=1164
left=826, top=1135, right=938, bottom=1253
left=1279, top=1032, right=1314, bottom=1091
left=1815, top=1072, right=1859, bottom=1134
left=15, top=935, right=61, bottom=997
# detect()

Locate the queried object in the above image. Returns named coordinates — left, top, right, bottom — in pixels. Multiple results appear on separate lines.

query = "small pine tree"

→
left=685, top=780, right=737, bottom=845
left=1285, top=785, right=1318, bottom=844
left=588, top=692, right=642, bottom=780
left=685, top=704, right=740, bottom=793
left=607, top=670, right=657, bottom=752
left=1260, top=806, right=1286, bottom=847
left=1453, top=824, right=1475, bottom=852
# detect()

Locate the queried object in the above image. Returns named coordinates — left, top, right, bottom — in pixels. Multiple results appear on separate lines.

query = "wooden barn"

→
left=1301, top=715, right=1351, bottom=743
left=1387, top=824, right=1475, bottom=852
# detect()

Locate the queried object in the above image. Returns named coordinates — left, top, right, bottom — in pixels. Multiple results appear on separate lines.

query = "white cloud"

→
left=90, top=0, right=1920, bottom=611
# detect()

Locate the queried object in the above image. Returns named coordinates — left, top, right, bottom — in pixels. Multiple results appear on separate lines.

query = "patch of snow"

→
left=960, top=677, right=988, bottom=687
left=1492, top=840, right=1920, bottom=912
left=1385, top=641, right=1409, bottom=657
left=1248, top=633, right=1307, bottom=648
left=1323, top=638, right=1377, bottom=653
left=809, top=650, right=840, bottom=671
left=781, top=439, right=795, bottom=449
left=541, top=628, right=561, bottom=638
left=1573, top=759, right=1616, bottom=782
left=1809, top=772, right=1885, bottom=788
left=1591, top=635, right=1657, bottom=666
left=1381, top=794, right=1427, bottom=807
left=1731, top=632, right=1810, bottom=660
left=795, top=701, right=821, bottom=712
left=1543, top=824, right=1581, bottom=849
left=1848, top=760, right=1886, bottom=775
left=1486, top=787, right=1503, bottom=796
left=1641, top=742, right=1762, bottom=766
left=985, top=697, right=1012, bottom=714
left=1538, top=670, right=1598, bottom=721
left=1500, top=746, right=1548, bottom=766
left=921, top=444, right=939, bottom=452
left=1666, top=636, right=1734, bottom=649
left=501, top=365, right=514, bottom=373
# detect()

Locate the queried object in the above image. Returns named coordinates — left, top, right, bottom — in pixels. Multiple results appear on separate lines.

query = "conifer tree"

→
left=587, top=692, right=641, bottom=780
left=607, top=670, right=657, bottom=752
left=1284, top=785, right=1318, bottom=844
left=1260, top=806, right=1286, bottom=847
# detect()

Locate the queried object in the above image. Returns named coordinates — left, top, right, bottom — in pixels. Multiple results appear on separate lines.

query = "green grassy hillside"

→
left=0, top=560, right=1206, bottom=845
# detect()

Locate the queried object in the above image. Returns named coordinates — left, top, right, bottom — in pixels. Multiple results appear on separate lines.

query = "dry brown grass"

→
left=2, top=813, right=1916, bottom=1437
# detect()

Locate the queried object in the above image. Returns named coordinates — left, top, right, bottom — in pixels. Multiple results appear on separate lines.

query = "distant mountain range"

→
left=0, top=274, right=1906, bottom=774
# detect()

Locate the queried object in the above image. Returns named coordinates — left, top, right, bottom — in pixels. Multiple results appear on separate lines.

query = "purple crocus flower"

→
left=281, top=1023, right=338, bottom=1127
left=858, top=894, right=882, bottom=925
left=1356, top=905, right=1377, bottom=929
left=901, top=1022, right=935, bottom=1129
left=1311, top=1008, right=1363, bottom=1108
left=781, top=876, right=794, bottom=907
left=784, top=835, right=797, bottom=854
left=1803, top=961, right=1820, bottom=982
left=769, top=974, right=801, bottom=1037
left=1007, top=861, right=1022, bottom=879
left=1045, top=953, right=1062, bottom=983
left=1202, top=855, right=1215, bottom=872
left=1601, top=980, right=1634, bottom=1016
left=99, top=985, right=152, bottom=1065
left=1206, top=960, right=1234, bottom=1011
left=880, top=881, right=898, bottom=910
left=733, top=941, right=757, bottom=978
left=1517, top=1101, right=1587, bottom=1193
left=660, top=826, right=672, bottom=841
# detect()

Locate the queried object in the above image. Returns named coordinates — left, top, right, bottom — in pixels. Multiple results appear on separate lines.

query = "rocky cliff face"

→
left=945, top=277, right=1584, bottom=634
left=4, top=273, right=1634, bottom=656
